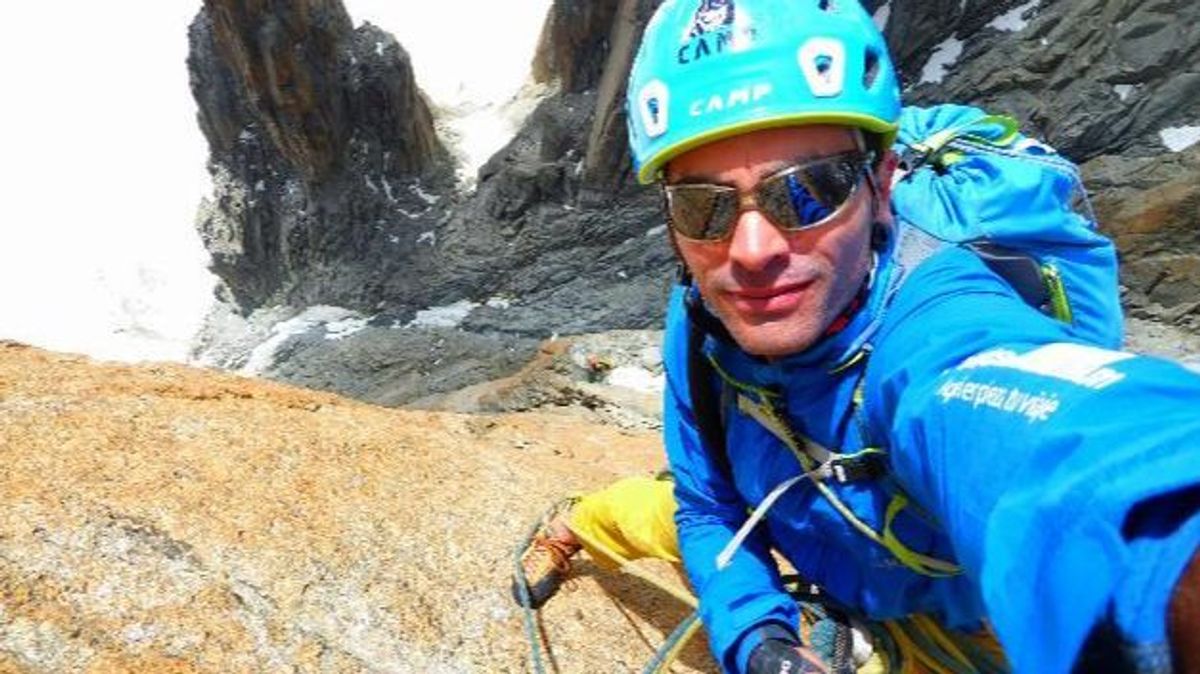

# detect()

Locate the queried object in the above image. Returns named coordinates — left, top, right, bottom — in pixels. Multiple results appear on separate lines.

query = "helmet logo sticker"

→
left=689, top=82, right=773, bottom=117
left=639, top=80, right=670, bottom=139
left=798, top=38, right=847, bottom=98
left=677, top=0, right=756, bottom=65
left=689, top=0, right=735, bottom=38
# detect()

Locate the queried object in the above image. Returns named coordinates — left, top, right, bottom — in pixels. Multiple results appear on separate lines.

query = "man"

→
left=521, top=1, right=1200, bottom=673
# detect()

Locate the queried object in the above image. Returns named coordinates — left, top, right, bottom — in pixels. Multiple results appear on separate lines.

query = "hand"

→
left=746, top=638, right=831, bottom=674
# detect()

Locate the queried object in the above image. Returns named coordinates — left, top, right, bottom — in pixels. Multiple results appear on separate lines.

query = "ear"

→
left=870, top=150, right=899, bottom=225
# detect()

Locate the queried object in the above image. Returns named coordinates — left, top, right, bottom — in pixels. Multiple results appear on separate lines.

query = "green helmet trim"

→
left=637, top=112, right=899, bottom=184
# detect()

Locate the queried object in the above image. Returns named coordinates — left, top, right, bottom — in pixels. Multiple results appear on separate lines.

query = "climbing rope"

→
left=641, top=610, right=703, bottom=674
left=513, top=502, right=558, bottom=674
left=513, top=497, right=701, bottom=674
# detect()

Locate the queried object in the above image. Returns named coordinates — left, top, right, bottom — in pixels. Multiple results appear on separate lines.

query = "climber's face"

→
left=665, top=125, right=892, bottom=357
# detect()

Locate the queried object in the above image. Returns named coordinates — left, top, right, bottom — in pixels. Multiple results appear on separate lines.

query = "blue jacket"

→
left=662, top=237, right=1200, bottom=673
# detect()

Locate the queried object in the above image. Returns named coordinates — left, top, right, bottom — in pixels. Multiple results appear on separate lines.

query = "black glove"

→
left=746, top=638, right=831, bottom=674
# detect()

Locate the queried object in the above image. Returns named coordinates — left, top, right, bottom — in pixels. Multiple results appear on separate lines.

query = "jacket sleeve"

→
left=867, top=248, right=1200, bottom=674
left=662, top=287, right=800, bottom=673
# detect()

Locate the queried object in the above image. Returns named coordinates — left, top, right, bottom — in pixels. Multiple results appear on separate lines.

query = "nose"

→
left=727, top=209, right=790, bottom=273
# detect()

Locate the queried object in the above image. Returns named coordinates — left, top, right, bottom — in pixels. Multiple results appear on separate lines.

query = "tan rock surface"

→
left=0, top=342, right=714, bottom=673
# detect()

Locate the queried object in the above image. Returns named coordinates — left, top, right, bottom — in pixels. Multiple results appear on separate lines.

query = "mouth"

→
left=727, top=282, right=812, bottom=315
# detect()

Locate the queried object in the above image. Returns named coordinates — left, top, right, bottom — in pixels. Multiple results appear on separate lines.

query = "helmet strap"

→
left=675, top=261, right=693, bottom=287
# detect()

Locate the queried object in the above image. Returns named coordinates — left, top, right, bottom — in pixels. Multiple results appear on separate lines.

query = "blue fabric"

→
left=892, top=105, right=1123, bottom=349
left=662, top=245, right=1200, bottom=673
left=662, top=317, right=801, bottom=673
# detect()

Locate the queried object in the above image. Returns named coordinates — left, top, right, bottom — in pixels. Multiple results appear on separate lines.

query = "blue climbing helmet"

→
left=627, top=0, right=901, bottom=184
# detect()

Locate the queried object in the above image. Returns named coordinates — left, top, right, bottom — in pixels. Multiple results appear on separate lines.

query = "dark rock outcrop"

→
left=188, top=0, right=675, bottom=404
left=1088, top=148, right=1200, bottom=328
left=189, top=0, right=1200, bottom=405
left=189, top=0, right=451, bottom=311
left=888, top=0, right=1200, bottom=161
left=531, top=0, right=661, bottom=199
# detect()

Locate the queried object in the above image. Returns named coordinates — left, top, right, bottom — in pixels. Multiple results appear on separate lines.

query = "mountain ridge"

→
left=185, top=0, right=1200, bottom=407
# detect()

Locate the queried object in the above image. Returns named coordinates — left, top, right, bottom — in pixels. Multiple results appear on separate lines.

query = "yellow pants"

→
left=564, top=475, right=1009, bottom=674
left=568, top=475, right=681, bottom=568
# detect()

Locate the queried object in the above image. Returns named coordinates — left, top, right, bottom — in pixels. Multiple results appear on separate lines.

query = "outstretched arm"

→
left=868, top=248, right=1200, bottom=674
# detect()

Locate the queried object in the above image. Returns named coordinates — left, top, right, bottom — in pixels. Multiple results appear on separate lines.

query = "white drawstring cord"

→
left=715, top=460, right=832, bottom=570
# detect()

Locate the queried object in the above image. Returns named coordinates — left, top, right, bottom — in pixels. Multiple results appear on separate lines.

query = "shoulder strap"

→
left=968, top=242, right=1052, bottom=311
left=685, top=293, right=734, bottom=481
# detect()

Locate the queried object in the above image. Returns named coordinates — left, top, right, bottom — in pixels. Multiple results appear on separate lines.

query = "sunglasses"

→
left=661, top=151, right=875, bottom=242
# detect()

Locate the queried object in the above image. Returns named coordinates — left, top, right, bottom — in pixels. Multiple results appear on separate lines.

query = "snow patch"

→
left=646, top=225, right=667, bottom=238
left=411, top=182, right=440, bottom=205
left=417, top=231, right=436, bottom=246
left=405, top=300, right=480, bottom=329
left=1113, top=84, right=1136, bottom=102
left=987, top=0, right=1038, bottom=32
left=0, top=3, right=220, bottom=364
left=354, top=1, right=556, bottom=187
left=435, top=83, right=556, bottom=187
left=1159, top=126, right=1200, bottom=152
left=607, top=366, right=666, bottom=395
left=485, top=296, right=512, bottom=309
left=241, top=307, right=362, bottom=375
left=919, top=38, right=964, bottom=85
left=325, top=316, right=370, bottom=341
left=872, top=2, right=891, bottom=31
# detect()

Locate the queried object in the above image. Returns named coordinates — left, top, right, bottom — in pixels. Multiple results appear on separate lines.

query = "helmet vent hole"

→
left=863, top=49, right=881, bottom=89
left=818, top=0, right=834, bottom=11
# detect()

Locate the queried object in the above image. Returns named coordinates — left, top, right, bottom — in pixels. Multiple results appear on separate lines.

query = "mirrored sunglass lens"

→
left=760, top=157, right=864, bottom=229
left=806, top=157, right=864, bottom=205
left=758, top=174, right=830, bottom=228
left=667, top=186, right=739, bottom=239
